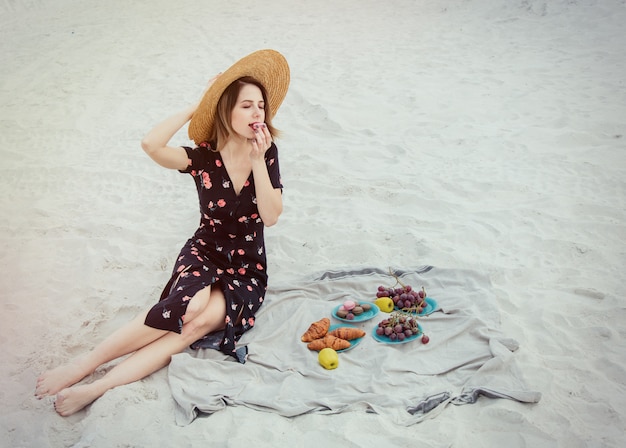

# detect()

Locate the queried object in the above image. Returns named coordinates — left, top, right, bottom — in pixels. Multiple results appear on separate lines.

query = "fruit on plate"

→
left=318, top=348, right=339, bottom=370
left=374, top=297, right=394, bottom=313
left=375, top=312, right=421, bottom=342
left=301, top=317, right=330, bottom=342
left=376, top=284, right=428, bottom=314
left=375, top=269, right=430, bottom=313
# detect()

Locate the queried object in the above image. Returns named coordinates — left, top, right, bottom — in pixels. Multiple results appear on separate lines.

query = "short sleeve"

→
left=178, top=145, right=211, bottom=174
left=265, top=143, right=283, bottom=190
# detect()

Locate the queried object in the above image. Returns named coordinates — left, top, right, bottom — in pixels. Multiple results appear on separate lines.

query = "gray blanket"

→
left=168, top=266, right=541, bottom=426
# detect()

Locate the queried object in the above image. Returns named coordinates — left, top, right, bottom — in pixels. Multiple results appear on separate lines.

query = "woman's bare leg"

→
left=53, top=286, right=226, bottom=416
left=36, top=283, right=223, bottom=399
left=35, top=310, right=168, bottom=399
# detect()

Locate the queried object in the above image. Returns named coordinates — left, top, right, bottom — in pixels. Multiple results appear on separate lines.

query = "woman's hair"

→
left=210, top=76, right=280, bottom=150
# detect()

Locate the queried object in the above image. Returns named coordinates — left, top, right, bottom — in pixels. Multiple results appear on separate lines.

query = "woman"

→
left=34, top=50, right=290, bottom=416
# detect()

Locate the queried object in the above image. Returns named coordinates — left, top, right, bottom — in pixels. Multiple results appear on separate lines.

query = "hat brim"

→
left=188, top=49, right=290, bottom=145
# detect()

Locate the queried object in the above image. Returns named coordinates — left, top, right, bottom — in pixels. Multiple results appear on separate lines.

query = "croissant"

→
left=301, top=317, right=331, bottom=342
left=328, top=327, right=365, bottom=341
left=307, top=334, right=351, bottom=351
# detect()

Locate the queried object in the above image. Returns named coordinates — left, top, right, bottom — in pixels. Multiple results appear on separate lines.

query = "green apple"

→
left=374, top=297, right=394, bottom=313
left=318, top=348, right=339, bottom=370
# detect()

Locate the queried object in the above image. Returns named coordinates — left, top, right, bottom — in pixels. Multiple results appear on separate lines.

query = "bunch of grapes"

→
left=376, top=284, right=427, bottom=313
left=375, top=312, right=421, bottom=342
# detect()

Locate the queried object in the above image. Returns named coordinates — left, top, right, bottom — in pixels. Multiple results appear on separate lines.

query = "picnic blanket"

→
left=168, top=266, right=541, bottom=426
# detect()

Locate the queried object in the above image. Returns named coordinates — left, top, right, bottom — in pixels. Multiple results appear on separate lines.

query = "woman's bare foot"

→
left=35, top=359, right=92, bottom=399
left=54, top=382, right=105, bottom=416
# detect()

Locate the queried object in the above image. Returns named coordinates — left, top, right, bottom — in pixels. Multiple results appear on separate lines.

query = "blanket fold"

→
left=168, top=266, right=541, bottom=426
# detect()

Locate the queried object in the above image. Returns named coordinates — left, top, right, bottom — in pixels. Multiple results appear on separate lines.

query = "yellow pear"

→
left=374, top=297, right=394, bottom=313
left=318, top=348, right=339, bottom=370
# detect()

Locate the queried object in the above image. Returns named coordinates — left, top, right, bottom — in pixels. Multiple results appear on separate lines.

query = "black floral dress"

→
left=144, top=142, right=282, bottom=362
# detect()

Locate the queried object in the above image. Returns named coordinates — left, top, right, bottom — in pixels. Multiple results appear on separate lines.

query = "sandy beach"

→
left=1, top=0, right=625, bottom=446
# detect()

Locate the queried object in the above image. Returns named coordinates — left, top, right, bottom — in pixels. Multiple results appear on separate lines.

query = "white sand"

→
left=1, top=0, right=625, bottom=446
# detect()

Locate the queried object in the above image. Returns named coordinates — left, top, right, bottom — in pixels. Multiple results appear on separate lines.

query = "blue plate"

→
left=328, top=324, right=364, bottom=352
left=332, top=302, right=380, bottom=323
left=394, top=297, right=438, bottom=316
left=372, top=322, right=423, bottom=345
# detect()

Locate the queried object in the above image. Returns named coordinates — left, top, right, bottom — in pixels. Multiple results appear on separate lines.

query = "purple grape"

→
left=389, top=333, right=397, bottom=340
left=376, top=327, right=384, bottom=335
left=394, top=324, right=403, bottom=333
left=377, top=285, right=386, bottom=292
left=404, top=300, right=412, bottom=308
left=405, top=285, right=412, bottom=292
left=404, top=329, right=413, bottom=337
left=397, top=333, right=406, bottom=341
left=384, top=327, right=393, bottom=336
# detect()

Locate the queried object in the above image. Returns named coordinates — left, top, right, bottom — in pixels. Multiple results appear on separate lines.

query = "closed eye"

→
left=241, top=100, right=265, bottom=109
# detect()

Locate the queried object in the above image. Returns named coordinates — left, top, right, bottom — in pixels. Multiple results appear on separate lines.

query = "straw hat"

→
left=188, top=49, right=290, bottom=144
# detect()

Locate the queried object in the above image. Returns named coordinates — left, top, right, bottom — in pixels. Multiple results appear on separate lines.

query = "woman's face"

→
left=230, top=83, right=265, bottom=140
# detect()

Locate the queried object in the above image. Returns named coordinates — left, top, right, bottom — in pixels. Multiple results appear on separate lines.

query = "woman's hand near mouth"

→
left=249, top=123, right=270, bottom=161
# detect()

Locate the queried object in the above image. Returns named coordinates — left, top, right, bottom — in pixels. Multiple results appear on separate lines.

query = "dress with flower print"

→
left=144, top=143, right=282, bottom=361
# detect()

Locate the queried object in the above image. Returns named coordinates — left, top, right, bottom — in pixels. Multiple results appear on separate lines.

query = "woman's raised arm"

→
left=141, top=75, right=220, bottom=170
left=140, top=104, right=195, bottom=170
